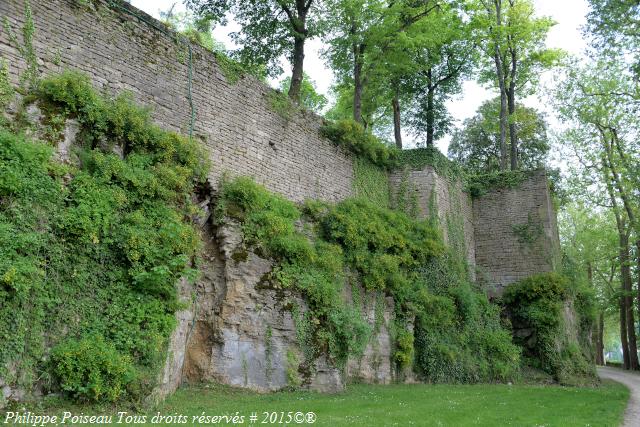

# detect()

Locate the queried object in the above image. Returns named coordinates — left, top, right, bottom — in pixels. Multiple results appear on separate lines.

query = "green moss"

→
left=267, top=90, right=297, bottom=121
left=396, top=147, right=464, bottom=181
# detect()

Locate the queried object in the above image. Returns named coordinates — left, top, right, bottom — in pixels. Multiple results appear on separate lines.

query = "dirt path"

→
left=598, top=366, right=640, bottom=426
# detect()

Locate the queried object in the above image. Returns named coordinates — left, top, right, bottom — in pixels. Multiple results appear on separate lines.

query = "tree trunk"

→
left=598, top=311, right=605, bottom=365
left=507, top=78, right=518, bottom=170
left=637, top=240, right=640, bottom=333
left=603, top=135, right=639, bottom=369
left=588, top=263, right=605, bottom=366
left=288, top=35, right=306, bottom=103
left=491, top=0, right=508, bottom=170
left=392, top=95, right=402, bottom=149
left=353, top=43, right=364, bottom=124
left=426, top=69, right=435, bottom=147
left=621, top=296, right=631, bottom=368
left=620, top=232, right=639, bottom=370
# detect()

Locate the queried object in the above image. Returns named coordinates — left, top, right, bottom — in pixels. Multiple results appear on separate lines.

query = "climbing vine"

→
left=353, top=157, right=390, bottom=208
left=3, top=0, right=39, bottom=90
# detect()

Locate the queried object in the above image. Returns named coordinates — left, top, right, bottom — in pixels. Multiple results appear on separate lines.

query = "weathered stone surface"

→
left=180, top=220, right=345, bottom=392
left=345, top=285, right=394, bottom=385
left=151, top=277, right=194, bottom=402
left=473, top=170, right=561, bottom=295
left=389, top=166, right=476, bottom=281
left=0, top=0, right=355, bottom=204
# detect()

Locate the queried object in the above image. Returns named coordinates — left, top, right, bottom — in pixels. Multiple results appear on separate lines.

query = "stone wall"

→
left=0, top=0, right=355, bottom=203
left=389, top=166, right=476, bottom=281
left=473, top=170, right=561, bottom=295
left=1, top=0, right=562, bottom=399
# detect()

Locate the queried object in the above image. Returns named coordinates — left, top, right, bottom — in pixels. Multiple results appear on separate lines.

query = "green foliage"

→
left=219, top=177, right=519, bottom=383
left=218, top=177, right=370, bottom=367
left=0, top=72, right=206, bottom=402
left=285, top=349, right=302, bottom=389
left=393, top=329, right=414, bottom=369
left=396, top=147, right=464, bottom=181
left=503, top=273, right=597, bottom=385
left=511, top=213, right=544, bottom=246
left=279, top=73, right=328, bottom=114
left=267, top=90, right=298, bottom=121
left=50, top=336, right=135, bottom=403
left=319, top=198, right=443, bottom=293
left=0, top=60, right=14, bottom=110
left=465, top=170, right=531, bottom=198
left=320, top=119, right=399, bottom=169
left=391, top=169, right=419, bottom=218
left=352, top=157, right=390, bottom=208
left=448, top=98, right=550, bottom=173
left=413, top=257, right=520, bottom=383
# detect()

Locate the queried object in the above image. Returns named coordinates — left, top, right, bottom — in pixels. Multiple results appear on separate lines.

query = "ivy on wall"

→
left=353, top=157, right=390, bottom=209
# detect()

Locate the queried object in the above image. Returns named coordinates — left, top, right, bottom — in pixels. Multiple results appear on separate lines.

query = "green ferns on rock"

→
left=217, top=177, right=521, bottom=382
left=0, top=71, right=207, bottom=403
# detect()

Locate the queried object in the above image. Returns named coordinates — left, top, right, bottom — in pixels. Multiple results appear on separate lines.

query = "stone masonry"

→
left=0, top=0, right=354, bottom=203
left=0, top=0, right=561, bottom=399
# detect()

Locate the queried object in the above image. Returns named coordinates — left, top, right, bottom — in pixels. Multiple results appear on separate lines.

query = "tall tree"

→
left=470, top=0, right=561, bottom=170
left=185, top=0, right=322, bottom=103
left=554, top=59, right=640, bottom=370
left=448, top=97, right=549, bottom=173
left=587, top=0, right=640, bottom=75
left=279, top=72, right=328, bottom=113
left=404, top=5, right=476, bottom=147
left=324, top=0, right=443, bottom=137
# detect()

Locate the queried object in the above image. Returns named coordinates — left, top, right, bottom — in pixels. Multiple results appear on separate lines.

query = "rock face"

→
left=176, top=221, right=347, bottom=393
left=154, top=218, right=397, bottom=397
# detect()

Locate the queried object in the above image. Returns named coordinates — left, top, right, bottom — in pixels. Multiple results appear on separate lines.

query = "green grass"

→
left=12, top=381, right=629, bottom=426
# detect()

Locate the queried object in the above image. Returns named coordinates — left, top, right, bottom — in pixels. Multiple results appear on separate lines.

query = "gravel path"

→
left=598, top=366, right=640, bottom=427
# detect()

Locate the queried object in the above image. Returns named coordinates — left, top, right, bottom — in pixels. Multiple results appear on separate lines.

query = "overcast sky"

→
left=130, top=0, right=590, bottom=152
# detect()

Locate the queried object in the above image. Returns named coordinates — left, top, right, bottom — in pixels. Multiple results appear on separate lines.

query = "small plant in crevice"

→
left=0, top=60, right=15, bottom=111
left=511, top=213, right=544, bottom=246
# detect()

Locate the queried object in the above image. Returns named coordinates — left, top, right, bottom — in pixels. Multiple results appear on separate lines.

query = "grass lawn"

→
left=9, top=381, right=628, bottom=426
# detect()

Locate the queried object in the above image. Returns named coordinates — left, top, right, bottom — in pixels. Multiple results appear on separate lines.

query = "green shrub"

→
left=218, top=177, right=519, bottom=383
left=51, top=336, right=135, bottom=403
left=396, top=147, right=464, bottom=181
left=320, top=119, right=399, bottom=169
left=0, top=71, right=206, bottom=401
left=413, top=282, right=520, bottom=383
left=503, top=272, right=597, bottom=385
left=465, top=170, right=531, bottom=198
